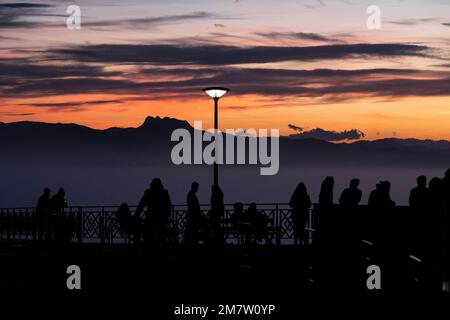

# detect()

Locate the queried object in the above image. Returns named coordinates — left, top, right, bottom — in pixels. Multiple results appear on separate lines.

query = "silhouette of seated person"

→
left=246, top=203, right=269, bottom=243
left=289, top=183, right=312, bottom=245
left=339, top=179, right=362, bottom=208
left=230, top=202, right=251, bottom=243
left=35, top=188, right=51, bottom=241
left=135, top=178, right=172, bottom=245
left=184, top=182, right=207, bottom=244
left=368, top=180, right=395, bottom=209
left=116, top=202, right=139, bottom=243
left=368, top=181, right=396, bottom=246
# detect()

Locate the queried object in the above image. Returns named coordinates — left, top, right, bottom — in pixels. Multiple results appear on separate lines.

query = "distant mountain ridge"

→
left=1, top=116, right=449, bottom=167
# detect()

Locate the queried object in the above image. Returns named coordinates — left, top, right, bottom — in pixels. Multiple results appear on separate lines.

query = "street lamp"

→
left=202, top=87, right=230, bottom=186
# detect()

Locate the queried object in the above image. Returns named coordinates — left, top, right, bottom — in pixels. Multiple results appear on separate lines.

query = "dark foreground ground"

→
left=1, top=242, right=448, bottom=317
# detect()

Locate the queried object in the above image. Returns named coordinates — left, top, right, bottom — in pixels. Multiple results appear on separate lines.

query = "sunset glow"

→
left=1, top=0, right=450, bottom=141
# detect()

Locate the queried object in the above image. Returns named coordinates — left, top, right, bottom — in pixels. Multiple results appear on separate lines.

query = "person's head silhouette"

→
left=233, top=202, right=243, bottom=213
left=445, top=168, right=450, bottom=181
left=57, top=187, right=65, bottom=196
left=150, top=178, right=163, bottom=190
left=191, top=181, right=199, bottom=193
left=429, top=177, right=442, bottom=191
left=350, top=179, right=360, bottom=189
left=382, top=181, right=391, bottom=193
left=417, top=175, right=427, bottom=188
left=295, top=182, right=307, bottom=194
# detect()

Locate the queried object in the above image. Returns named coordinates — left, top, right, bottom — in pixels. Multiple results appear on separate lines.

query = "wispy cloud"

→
left=49, top=43, right=429, bottom=65
left=0, top=2, right=60, bottom=28
left=83, top=11, right=218, bottom=29
left=388, top=17, right=440, bottom=26
left=288, top=125, right=366, bottom=141
left=257, top=32, right=338, bottom=43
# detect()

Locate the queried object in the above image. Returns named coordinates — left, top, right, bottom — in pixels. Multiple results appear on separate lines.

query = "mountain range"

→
left=1, top=116, right=449, bottom=167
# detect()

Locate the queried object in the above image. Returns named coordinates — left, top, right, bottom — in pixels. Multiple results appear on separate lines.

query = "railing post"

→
left=100, top=206, right=105, bottom=244
left=275, top=203, right=279, bottom=233
left=7, top=208, right=11, bottom=245
left=77, top=207, right=83, bottom=244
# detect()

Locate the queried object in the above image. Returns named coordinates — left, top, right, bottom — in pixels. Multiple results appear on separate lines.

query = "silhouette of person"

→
left=409, top=175, right=429, bottom=210
left=135, top=178, right=172, bottom=245
left=368, top=180, right=398, bottom=290
left=51, top=188, right=67, bottom=214
left=184, top=182, right=205, bottom=244
left=289, top=183, right=312, bottom=245
left=230, top=202, right=245, bottom=226
left=51, top=188, right=69, bottom=243
left=319, top=176, right=334, bottom=208
left=427, top=177, right=445, bottom=289
left=408, top=175, right=430, bottom=255
left=230, top=202, right=250, bottom=244
left=35, top=188, right=51, bottom=241
left=209, top=184, right=224, bottom=245
left=442, top=169, right=450, bottom=281
left=318, top=176, right=335, bottom=237
left=339, top=179, right=362, bottom=208
left=339, top=179, right=362, bottom=242
left=368, top=181, right=395, bottom=209
left=116, top=202, right=138, bottom=243
left=246, top=202, right=268, bottom=243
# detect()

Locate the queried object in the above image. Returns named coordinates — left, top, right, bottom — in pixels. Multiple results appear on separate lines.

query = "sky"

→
left=0, top=0, right=450, bottom=140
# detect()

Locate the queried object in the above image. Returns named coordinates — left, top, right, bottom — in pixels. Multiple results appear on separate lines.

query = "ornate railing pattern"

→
left=0, top=204, right=314, bottom=244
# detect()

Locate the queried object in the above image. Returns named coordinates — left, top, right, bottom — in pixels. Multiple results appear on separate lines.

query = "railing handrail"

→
left=0, top=203, right=412, bottom=211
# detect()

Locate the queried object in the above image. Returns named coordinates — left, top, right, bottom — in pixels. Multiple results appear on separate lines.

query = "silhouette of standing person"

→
left=409, top=175, right=430, bottom=255
left=339, top=179, right=362, bottom=240
left=135, top=178, right=172, bottom=246
left=368, top=180, right=399, bottom=291
left=289, top=183, right=312, bottom=245
left=409, top=175, right=429, bottom=210
left=338, top=178, right=363, bottom=288
left=317, top=176, right=336, bottom=289
left=184, top=182, right=204, bottom=245
left=209, top=184, right=224, bottom=245
left=442, top=169, right=450, bottom=283
left=51, top=188, right=69, bottom=243
left=35, top=188, right=51, bottom=241
left=427, top=177, right=445, bottom=290
left=318, top=176, right=335, bottom=236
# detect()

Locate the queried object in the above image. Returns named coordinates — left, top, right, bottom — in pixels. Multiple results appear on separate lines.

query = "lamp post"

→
left=202, top=87, right=230, bottom=187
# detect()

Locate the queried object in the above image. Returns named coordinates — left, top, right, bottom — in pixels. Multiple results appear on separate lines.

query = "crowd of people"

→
left=35, top=187, right=71, bottom=242
left=28, top=168, right=450, bottom=290
left=34, top=169, right=450, bottom=253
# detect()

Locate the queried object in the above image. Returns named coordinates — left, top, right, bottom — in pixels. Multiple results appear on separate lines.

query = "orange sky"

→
left=1, top=0, right=450, bottom=141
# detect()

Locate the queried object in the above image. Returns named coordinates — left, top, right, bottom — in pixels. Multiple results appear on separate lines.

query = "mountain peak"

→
left=139, top=116, right=191, bottom=130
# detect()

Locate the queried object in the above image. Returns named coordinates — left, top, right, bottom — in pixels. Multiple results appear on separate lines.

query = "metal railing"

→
left=0, top=203, right=315, bottom=245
